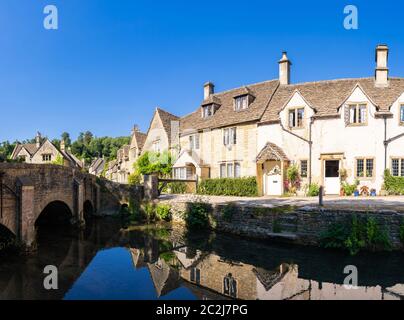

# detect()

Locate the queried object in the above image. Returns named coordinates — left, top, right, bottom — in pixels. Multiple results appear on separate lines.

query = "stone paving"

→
left=159, top=193, right=404, bottom=212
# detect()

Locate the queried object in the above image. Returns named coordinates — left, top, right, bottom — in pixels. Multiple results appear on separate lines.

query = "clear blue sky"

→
left=1, top=0, right=404, bottom=141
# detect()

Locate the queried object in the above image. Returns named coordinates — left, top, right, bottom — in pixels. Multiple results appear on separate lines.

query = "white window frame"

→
left=234, top=95, right=248, bottom=111
left=288, top=108, right=305, bottom=128
left=42, top=154, right=52, bottom=162
left=152, top=140, right=161, bottom=153
left=202, top=104, right=214, bottom=118
left=220, top=162, right=241, bottom=178
left=391, top=158, right=404, bottom=177
left=348, top=103, right=367, bottom=125
left=189, top=134, right=200, bottom=150
left=223, top=127, right=237, bottom=146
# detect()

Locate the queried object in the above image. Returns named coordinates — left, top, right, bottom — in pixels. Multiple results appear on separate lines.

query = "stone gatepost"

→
left=143, top=174, right=158, bottom=200
left=17, top=177, right=36, bottom=250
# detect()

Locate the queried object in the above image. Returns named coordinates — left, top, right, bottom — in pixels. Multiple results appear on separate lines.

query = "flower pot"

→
left=354, top=190, right=359, bottom=197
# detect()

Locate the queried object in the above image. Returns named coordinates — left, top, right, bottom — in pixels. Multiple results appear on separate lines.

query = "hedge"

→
left=384, top=169, right=404, bottom=195
left=197, top=177, right=258, bottom=197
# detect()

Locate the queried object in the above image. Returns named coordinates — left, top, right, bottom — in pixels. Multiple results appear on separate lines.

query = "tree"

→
left=134, top=151, right=173, bottom=177
left=61, top=132, right=71, bottom=147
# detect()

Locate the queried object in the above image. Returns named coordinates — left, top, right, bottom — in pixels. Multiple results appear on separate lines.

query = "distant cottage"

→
left=11, top=132, right=83, bottom=168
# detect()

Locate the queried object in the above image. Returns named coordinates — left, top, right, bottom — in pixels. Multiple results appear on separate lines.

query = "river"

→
left=1, top=217, right=404, bottom=300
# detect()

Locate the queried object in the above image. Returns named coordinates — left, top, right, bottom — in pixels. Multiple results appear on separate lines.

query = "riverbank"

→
left=159, top=195, right=404, bottom=252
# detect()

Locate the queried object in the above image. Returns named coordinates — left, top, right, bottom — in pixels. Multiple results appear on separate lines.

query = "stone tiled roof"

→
left=156, top=108, right=180, bottom=144
left=260, top=77, right=404, bottom=123
left=180, top=80, right=280, bottom=133
left=132, top=130, right=147, bottom=150
left=256, top=142, right=289, bottom=163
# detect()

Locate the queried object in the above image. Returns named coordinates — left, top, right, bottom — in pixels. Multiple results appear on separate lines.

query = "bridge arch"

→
left=35, top=200, right=73, bottom=227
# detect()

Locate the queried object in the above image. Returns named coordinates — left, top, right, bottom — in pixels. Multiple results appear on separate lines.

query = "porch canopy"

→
left=256, top=142, right=289, bottom=164
left=173, top=150, right=202, bottom=168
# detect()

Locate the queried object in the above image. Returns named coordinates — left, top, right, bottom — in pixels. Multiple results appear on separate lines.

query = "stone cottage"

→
left=11, top=132, right=83, bottom=168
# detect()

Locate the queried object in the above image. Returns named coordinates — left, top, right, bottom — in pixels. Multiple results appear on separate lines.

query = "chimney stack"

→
left=35, top=132, right=41, bottom=148
left=279, top=52, right=292, bottom=85
left=375, top=44, right=389, bottom=87
left=204, top=82, right=214, bottom=100
left=131, top=125, right=139, bottom=134
left=60, top=139, right=65, bottom=151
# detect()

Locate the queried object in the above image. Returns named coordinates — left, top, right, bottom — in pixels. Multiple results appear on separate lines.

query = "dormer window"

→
left=234, top=95, right=248, bottom=111
left=348, top=104, right=367, bottom=125
left=202, top=104, right=214, bottom=118
left=289, top=108, right=304, bottom=128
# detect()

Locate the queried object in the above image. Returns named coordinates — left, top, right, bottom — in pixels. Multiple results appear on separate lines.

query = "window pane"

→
left=223, top=129, right=229, bottom=145
left=297, top=109, right=304, bottom=127
left=392, top=159, right=399, bottom=176
left=350, top=106, right=356, bottom=123
left=359, top=105, right=366, bottom=123
left=189, top=135, right=194, bottom=150
left=231, top=128, right=237, bottom=145
left=289, top=110, right=295, bottom=127
left=220, top=164, right=226, bottom=178
left=195, top=134, right=200, bottom=149
left=366, top=159, right=374, bottom=177
left=401, top=105, right=404, bottom=122
left=300, top=160, right=308, bottom=178
left=356, top=159, right=364, bottom=177
left=401, top=159, right=404, bottom=177
left=235, top=163, right=241, bottom=178
left=227, top=164, right=233, bottom=178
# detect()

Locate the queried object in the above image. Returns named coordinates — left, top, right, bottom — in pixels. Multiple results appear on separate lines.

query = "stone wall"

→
left=160, top=199, right=404, bottom=250
left=97, top=178, right=144, bottom=215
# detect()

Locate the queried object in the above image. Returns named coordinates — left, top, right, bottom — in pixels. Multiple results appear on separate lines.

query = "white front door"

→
left=324, top=160, right=340, bottom=195
left=264, top=163, right=282, bottom=196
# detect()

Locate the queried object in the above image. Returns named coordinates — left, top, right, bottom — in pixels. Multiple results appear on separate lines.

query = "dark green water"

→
left=1, top=217, right=404, bottom=300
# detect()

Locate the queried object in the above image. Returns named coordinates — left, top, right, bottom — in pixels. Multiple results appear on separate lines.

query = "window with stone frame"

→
left=288, top=108, right=304, bottom=128
left=42, top=154, right=52, bottom=162
left=223, top=274, right=237, bottom=298
left=220, top=162, right=240, bottom=178
left=356, top=158, right=374, bottom=178
left=223, top=127, right=237, bottom=146
left=391, top=158, right=404, bottom=177
left=190, top=268, right=201, bottom=284
left=349, top=104, right=367, bottom=125
left=202, top=104, right=214, bottom=118
left=300, top=160, right=308, bottom=178
left=400, top=105, right=404, bottom=124
left=189, top=134, right=200, bottom=150
left=234, top=95, right=248, bottom=111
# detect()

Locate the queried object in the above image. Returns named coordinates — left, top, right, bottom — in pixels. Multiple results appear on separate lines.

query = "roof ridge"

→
left=211, top=79, right=279, bottom=97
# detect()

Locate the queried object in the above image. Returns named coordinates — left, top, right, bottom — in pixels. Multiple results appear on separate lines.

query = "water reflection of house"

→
left=148, top=258, right=180, bottom=298
left=128, top=246, right=404, bottom=300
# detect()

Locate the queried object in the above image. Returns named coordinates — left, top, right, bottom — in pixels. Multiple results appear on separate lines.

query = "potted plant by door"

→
left=354, top=189, right=360, bottom=197
left=370, top=188, right=377, bottom=197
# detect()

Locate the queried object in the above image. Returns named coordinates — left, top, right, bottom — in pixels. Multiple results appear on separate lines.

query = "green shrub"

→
left=384, top=169, right=404, bottom=195
left=221, top=203, right=238, bottom=222
left=156, top=204, right=172, bottom=221
left=162, top=182, right=187, bottom=194
left=185, top=202, right=212, bottom=229
left=128, top=171, right=141, bottom=185
left=341, top=181, right=358, bottom=196
left=320, top=215, right=392, bottom=255
left=307, top=183, right=320, bottom=197
left=197, top=177, right=258, bottom=197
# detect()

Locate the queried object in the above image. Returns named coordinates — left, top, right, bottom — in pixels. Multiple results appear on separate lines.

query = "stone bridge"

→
left=0, top=163, right=101, bottom=249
